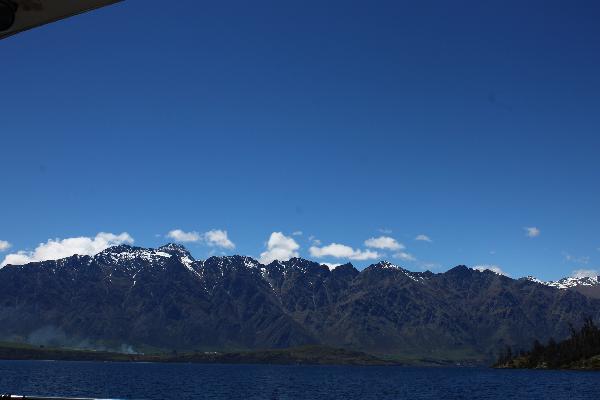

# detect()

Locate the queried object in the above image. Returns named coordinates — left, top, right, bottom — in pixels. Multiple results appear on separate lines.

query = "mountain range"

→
left=525, top=275, right=600, bottom=299
left=0, top=243, right=598, bottom=364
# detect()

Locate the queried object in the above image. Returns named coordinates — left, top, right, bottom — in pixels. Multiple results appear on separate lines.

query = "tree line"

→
left=495, top=317, right=600, bottom=369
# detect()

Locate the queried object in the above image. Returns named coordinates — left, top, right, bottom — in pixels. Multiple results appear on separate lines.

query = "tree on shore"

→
left=495, top=317, right=600, bottom=369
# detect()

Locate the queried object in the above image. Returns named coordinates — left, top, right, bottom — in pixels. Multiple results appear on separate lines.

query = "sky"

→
left=0, top=0, right=599, bottom=280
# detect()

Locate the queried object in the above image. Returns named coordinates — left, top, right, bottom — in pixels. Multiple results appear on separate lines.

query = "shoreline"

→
left=0, top=343, right=402, bottom=367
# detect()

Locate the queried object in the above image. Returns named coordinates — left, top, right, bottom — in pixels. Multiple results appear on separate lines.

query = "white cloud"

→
left=378, top=228, right=393, bottom=234
left=415, top=234, right=432, bottom=243
left=0, top=240, right=11, bottom=252
left=562, top=252, right=590, bottom=265
left=167, top=229, right=235, bottom=249
left=309, top=243, right=380, bottom=261
left=308, top=236, right=321, bottom=246
left=571, top=269, right=599, bottom=279
left=259, top=232, right=300, bottom=264
left=167, top=229, right=201, bottom=243
left=1, top=232, right=134, bottom=267
left=473, top=265, right=508, bottom=276
left=292, top=231, right=303, bottom=236
left=364, top=236, right=404, bottom=251
left=1, top=252, right=31, bottom=267
left=524, top=227, right=540, bottom=238
left=394, top=251, right=416, bottom=262
left=322, top=262, right=342, bottom=271
left=203, top=230, right=235, bottom=250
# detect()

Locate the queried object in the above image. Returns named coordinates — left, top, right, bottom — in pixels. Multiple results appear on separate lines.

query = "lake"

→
left=0, top=361, right=597, bottom=399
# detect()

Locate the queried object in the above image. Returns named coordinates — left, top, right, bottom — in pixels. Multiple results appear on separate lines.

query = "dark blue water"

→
left=0, top=361, right=598, bottom=399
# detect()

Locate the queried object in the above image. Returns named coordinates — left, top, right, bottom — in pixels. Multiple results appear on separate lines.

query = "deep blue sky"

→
left=1, top=0, right=599, bottom=279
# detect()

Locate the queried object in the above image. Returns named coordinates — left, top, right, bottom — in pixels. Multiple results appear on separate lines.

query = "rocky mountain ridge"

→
left=1, top=244, right=598, bottom=364
left=524, top=274, right=600, bottom=299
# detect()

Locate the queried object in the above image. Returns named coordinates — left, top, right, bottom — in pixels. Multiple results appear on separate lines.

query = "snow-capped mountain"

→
left=0, top=244, right=599, bottom=363
left=525, top=275, right=600, bottom=289
left=524, top=274, right=600, bottom=299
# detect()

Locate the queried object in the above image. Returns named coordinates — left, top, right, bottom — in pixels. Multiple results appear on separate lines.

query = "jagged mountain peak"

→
left=158, top=243, right=194, bottom=260
left=265, top=257, right=317, bottom=267
left=446, top=264, right=471, bottom=273
left=364, top=260, right=414, bottom=274
left=205, top=254, right=261, bottom=269
left=524, top=274, right=600, bottom=289
left=443, top=265, right=476, bottom=278
left=373, top=260, right=405, bottom=270
left=519, top=274, right=600, bottom=299
left=94, top=244, right=175, bottom=266
left=360, top=260, right=432, bottom=283
left=523, top=275, right=544, bottom=284
left=286, top=257, right=319, bottom=265
left=562, top=275, right=600, bottom=287
left=281, top=257, right=326, bottom=271
left=333, top=262, right=356, bottom=270
left=91, top=243, right=199, bottom=271
left=329, top=262, right=359, bottom=277
left=1, top=249, right=600, bottom=362
left=99, top=244, right=137, bottom=253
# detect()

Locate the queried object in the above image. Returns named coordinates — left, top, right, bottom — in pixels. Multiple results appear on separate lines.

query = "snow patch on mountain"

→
left=95, top=246, right=172, bottom=265
left=525, top=275, right=600, bottom=289
left=372, top=261, right=429, bottom=282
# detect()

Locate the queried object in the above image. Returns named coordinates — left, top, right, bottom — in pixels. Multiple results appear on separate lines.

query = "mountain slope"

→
left=264, top=260, right=600, bottom=361
left=0, top=244, right=598, bottom=363
left=0, top=245, right=314, bottom=351
left=524, top=275, right=600, bottom=299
